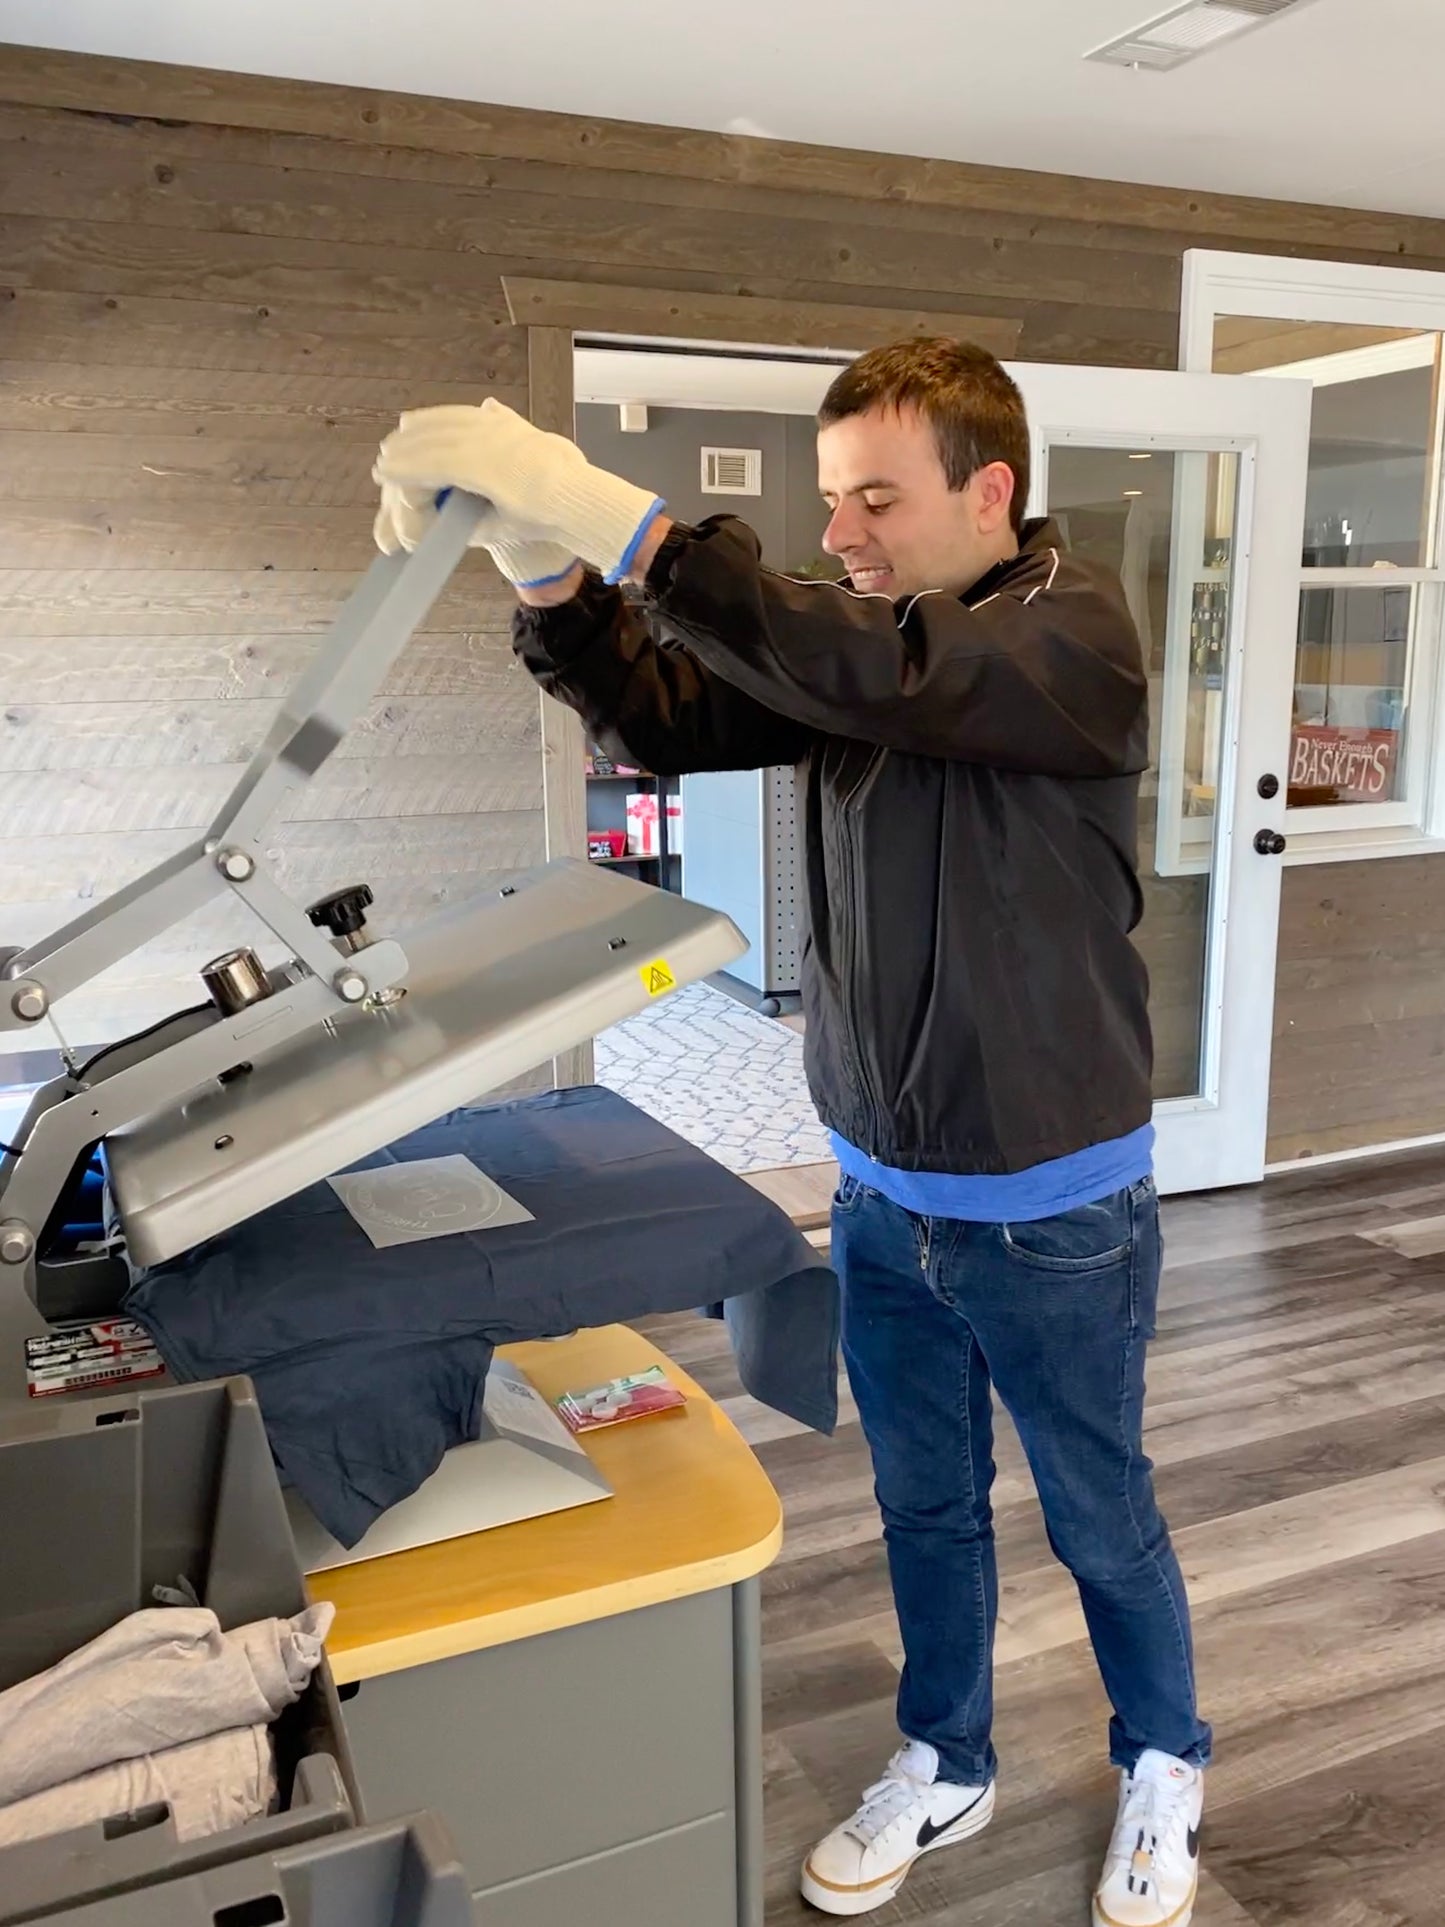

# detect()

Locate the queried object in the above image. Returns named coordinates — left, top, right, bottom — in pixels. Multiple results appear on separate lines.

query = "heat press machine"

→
left=0, top=491, right=746, bottom=1329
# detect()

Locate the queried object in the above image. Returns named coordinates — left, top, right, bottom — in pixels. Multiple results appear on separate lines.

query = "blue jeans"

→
left=834, top=1173, right=1211, bottom=1786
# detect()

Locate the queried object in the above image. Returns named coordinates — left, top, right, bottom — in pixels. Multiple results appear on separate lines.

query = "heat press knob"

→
left=307, top=884, right=374, bottom=950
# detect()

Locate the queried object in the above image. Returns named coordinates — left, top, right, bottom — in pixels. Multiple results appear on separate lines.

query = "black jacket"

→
left=512, top=516, right=1154, bottom=1175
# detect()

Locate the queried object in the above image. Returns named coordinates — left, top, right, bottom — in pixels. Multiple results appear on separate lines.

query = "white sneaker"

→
left=800, top=1739, right=994, bottom=1916
left=1093, top=1750, right=1203, bottom=1927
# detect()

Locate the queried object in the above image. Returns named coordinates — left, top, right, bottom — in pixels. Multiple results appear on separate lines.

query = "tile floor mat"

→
left=594, top=980, right=831, bottom=1173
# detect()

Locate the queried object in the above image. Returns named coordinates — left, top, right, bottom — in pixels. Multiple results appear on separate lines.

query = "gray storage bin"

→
left=42, top=1816, right=474, bottom=1927
left=0, top=1377, right=360, bottom=1924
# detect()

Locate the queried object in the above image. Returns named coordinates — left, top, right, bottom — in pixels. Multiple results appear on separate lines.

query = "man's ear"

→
left=973, top=461, right=1017, bottom=536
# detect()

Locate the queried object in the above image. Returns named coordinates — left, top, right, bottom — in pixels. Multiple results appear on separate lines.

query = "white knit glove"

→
left=372, top=477, right=578, bottom=588
left=373, top=401, right=665, bottom=584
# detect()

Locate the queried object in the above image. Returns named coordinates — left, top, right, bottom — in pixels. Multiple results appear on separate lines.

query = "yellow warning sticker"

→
left=639, top=958, right=677, bottom=997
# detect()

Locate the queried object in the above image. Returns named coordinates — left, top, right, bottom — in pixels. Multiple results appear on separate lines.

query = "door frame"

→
left=1017, top=362, right=1312, bottom=1192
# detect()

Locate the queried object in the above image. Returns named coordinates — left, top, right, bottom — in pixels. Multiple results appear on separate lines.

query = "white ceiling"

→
left=3, top=0, right=1445, bottom=220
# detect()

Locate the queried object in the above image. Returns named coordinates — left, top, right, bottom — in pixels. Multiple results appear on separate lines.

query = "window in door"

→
left=1182, top=253, right=1445, bottom=861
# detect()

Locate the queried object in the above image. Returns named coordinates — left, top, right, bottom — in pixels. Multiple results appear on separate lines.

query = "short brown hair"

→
left=818, top=337, right=1030, bottom=535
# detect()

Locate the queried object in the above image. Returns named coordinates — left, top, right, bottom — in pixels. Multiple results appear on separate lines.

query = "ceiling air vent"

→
left=1086, top=0, right=1320, bottom=70
left=701, top=446, right=763, bottom=496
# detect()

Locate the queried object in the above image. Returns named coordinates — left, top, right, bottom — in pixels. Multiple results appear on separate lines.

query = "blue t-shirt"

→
left=831, top=1125, right=1154, bottom=1225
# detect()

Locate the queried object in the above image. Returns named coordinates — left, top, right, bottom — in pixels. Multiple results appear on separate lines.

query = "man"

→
left=372, top=338, right=1212, bottom=1927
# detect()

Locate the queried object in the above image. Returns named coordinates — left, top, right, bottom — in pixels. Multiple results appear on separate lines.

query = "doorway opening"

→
left=574, top=341, right=841, bottom=1179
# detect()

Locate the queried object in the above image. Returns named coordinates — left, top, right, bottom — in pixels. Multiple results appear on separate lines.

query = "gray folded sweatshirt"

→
left=0, top=1603, right=334, bottom=1806
left=0, top=1726, right=277, bottom=1848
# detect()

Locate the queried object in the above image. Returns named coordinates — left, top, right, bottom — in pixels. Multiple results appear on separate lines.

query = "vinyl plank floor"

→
left=1208, top=1727, right=1445, bottom=1925
left=1361, top=1212, right=1445, bottom=1258
left=987, top=1455, right=1445, bottom=1668
left=639, top=1145, right=1445, bottom=1924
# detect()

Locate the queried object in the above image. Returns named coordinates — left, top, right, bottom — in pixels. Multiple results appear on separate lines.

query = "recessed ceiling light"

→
left=1129, top=452, right=1153, bottom=461
left=1123, top=489, right=1145, bottom=498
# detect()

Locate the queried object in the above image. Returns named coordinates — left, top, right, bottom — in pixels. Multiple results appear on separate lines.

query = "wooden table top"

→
left=314, top=1324, right=783, bottom=1684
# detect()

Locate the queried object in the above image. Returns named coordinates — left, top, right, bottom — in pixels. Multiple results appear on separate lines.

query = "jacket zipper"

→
left=836, top=749, right=884, bottom=1151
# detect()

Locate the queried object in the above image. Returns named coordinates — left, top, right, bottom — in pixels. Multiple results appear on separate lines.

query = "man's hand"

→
left=373, top=400, right=665, bottom=584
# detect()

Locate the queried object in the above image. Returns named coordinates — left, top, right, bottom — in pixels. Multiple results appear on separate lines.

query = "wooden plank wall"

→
left=1270, top=855, right=1445, bottom=1162
left=1, top=47, right=1443, bottom=1158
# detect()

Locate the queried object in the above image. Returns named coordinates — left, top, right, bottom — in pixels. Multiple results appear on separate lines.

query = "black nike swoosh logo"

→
left=916, top=1793, right=986, bottom=1849
left=1187, top=1823, right=1202, bottom=1859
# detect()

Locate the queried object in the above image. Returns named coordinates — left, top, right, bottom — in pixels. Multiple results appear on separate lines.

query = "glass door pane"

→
left=1292, top=582, right=1416, bottom=806
left=1045, top=445, right=1241, bottom=1103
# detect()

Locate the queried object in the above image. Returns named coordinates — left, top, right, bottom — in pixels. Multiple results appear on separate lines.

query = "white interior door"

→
left=1015, top=363, right=1311, bottom=1192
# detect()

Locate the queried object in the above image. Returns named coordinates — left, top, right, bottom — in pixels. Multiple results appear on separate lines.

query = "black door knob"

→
left=1253, top=829, right=1286, bottom=857
left=1257, top=773, right=1280, bottom=800
left=307, top=883, right=374, bottom=939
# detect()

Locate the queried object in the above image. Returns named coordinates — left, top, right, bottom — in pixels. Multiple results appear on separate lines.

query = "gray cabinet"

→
left=341, top=1585, right=763, bottom=1927
left=680, top=767, right=803, bottom=1012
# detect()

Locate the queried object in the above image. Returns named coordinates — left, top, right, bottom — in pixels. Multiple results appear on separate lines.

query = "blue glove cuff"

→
left=514, top=560, right=580, bottom=590
left=603, top=499, right=668, bottom=586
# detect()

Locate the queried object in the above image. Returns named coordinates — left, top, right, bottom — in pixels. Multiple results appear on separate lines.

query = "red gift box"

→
left=626, top=791, right=660, bottom=856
